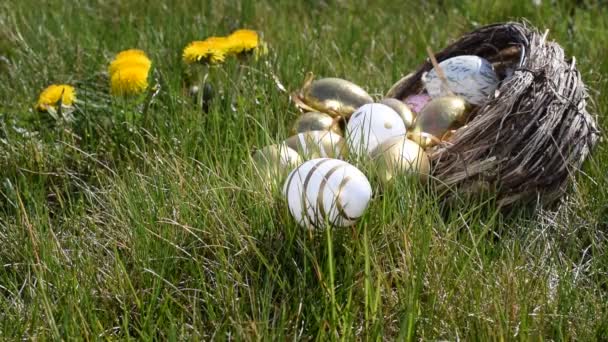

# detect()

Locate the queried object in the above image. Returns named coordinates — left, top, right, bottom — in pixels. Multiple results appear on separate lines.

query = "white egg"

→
left=284, top=130, right=347, bottom=160
left=346, top=103, right=407, bottom=157
left=283, top=158, right=372, bottom=228
left=422, top=55, right=499, bottom=105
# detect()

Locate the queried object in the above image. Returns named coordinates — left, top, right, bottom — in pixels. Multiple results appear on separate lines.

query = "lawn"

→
left=1, top=0, right=607, bottom=340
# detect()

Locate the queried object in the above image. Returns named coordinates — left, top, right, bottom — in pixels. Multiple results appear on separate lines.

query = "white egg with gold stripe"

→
left=283, top=158, right=372, bottom=228
left=284, top=130, right=347, bottom=160
left=346, top=103, right=407, bottom=157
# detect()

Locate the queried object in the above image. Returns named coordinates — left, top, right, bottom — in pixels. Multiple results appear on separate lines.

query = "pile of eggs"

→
left=252, top=55, right=500, bottom=229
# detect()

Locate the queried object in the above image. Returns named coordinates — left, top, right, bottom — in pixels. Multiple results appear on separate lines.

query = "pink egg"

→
left=405, top=94, right=432, bottom=113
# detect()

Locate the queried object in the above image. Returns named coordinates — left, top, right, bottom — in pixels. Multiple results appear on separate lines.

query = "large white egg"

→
left=346, top=103, right=407, bottom=157
left=283, top=158, right=372, bottom=228
left=422, top=55, right=499, bottom=105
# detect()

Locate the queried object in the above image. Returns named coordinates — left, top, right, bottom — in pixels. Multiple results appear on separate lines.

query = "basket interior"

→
left=387, top=23, right=531, bottom=101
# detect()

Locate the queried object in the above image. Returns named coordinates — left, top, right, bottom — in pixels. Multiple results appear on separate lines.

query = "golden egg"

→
left=379, top=98, right=415, bottom=129
left=292, top=73, right=373, bottom=118
left=407, top=131, right=442, bottom=149
left=251, top=143, right=302, bottom=185
left=409, top=96, right=469, bottom=148
left=371, top=136, right=430, bottom=184
left=292, top=111, right=343, bottom=135
left=284, top=130, right=347, bottom=160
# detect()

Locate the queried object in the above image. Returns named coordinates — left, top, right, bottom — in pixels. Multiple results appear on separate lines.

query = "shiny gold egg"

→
left=292, top=73, right=373, bottom=118
left=371, top=136, right=430, bottom=184
left=252, top=143, right=302, bottom=185
left=407, top=131, right=442, bottom=149
left=409, top=96, right=469, bottom=148
left=284, top=130, right=347, bottom=160
left=379, top=98, right=415, bottom=129
left=292, top=111, right=343, bottom=135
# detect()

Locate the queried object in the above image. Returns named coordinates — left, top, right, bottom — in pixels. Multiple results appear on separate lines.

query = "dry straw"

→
left=387, top=22, right=600, bottom=207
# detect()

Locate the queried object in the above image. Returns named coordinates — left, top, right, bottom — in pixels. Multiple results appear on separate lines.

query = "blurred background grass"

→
left=0, top=0, right=606, bottom=339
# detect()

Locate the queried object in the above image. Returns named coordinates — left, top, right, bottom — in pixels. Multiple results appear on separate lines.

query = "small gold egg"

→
left=409, top=96, right=469, bottom=148
left=292, top=112, right=343, bottom=135
left=371, top=136, right=430, bottom=184
left=407, top=131, right=442, bottom=149
left=379, top=98, right=415, bottom=129
left=284, top=130, right=347, bottom=160
left=251, top=143, right=302, bottom=185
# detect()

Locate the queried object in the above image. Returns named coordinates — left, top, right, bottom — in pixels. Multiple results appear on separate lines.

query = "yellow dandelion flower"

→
left=36, top=84, right=76, bottom=112
left=182, top=36, right=234, bottom=65
left=228, top=29, right=259, bottom=53
left=110, top=66, right=149, bottom=96
left=109, top=53, right=151, bottom=76
left=108, top=49, right=151, bottom=97
left=114, top=49, right=147, bottom=60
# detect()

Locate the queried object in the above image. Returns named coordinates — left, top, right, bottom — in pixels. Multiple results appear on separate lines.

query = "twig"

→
left=426, top=46, right=454, bottom=96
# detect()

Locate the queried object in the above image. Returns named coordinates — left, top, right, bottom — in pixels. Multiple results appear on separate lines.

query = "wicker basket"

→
left=387, top=22, right=600, bottom=207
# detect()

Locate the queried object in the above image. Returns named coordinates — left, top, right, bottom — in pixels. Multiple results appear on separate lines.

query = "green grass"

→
left=1, top=0, right=607, bottom=339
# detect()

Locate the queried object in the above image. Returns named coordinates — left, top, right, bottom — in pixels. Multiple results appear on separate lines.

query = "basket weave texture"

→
left=388, top=22, right=600, bottom=207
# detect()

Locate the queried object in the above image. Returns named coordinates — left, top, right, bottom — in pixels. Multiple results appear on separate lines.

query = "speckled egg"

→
left=422, top=55, right=499, bottom=105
